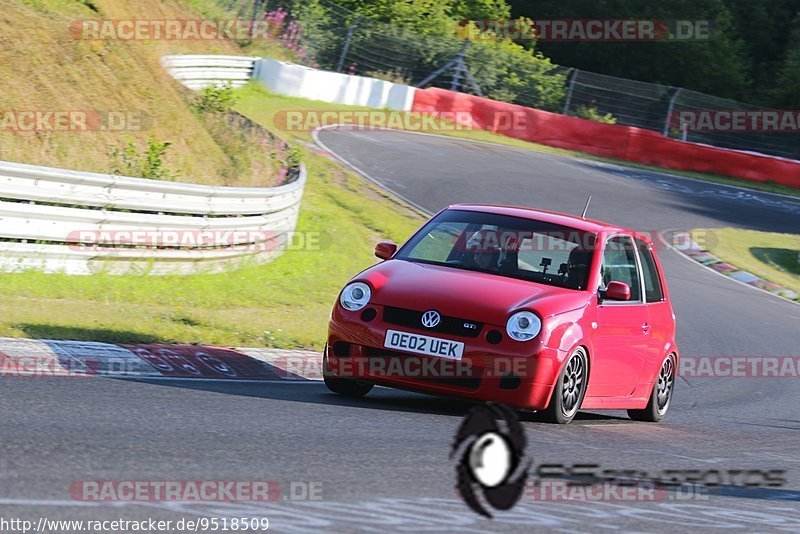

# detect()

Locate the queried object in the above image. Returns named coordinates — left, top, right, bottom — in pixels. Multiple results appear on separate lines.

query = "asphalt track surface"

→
left=2, top=129, right=800, bottom=532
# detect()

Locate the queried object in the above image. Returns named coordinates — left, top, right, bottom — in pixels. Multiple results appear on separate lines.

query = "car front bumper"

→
left=327, top=304, right=567, bottom=410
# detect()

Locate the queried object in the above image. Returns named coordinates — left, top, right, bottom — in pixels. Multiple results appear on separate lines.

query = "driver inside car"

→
left=466, top=230, right=502, bottom=271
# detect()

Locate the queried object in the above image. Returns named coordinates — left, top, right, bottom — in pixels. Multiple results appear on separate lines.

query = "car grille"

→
left=382, top=306, right=483, bottom=338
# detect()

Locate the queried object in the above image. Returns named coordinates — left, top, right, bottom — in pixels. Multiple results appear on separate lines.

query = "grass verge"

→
left=693, top=228, right=800, bottom=297
left=0, top=85, right=423, bottom=348
left=3, top=84, right=797, bottom=347
left=0, top=0, right=293, bottom=186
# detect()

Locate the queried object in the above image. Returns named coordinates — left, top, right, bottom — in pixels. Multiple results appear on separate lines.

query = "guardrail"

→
left=0, top=160, right=303, bottom=216
left=160, top=55, right=259, bottom=90
left=0, top=161, right=306, bottom=275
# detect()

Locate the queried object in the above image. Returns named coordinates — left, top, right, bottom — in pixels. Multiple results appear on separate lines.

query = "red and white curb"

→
left=0, top=338, right=323, bottom=381
left=670, top=232, right=799, bottom=303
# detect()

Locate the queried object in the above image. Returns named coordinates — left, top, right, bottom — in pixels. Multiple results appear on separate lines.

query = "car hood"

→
left=357, top=259, right=590, bottom=324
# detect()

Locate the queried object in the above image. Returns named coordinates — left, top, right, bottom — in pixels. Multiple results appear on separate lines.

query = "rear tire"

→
left=628, top=354, right=676, bottom=422
left=323, top=348, right=373, bottom=398
left=541, top=347, right=588, bottom=424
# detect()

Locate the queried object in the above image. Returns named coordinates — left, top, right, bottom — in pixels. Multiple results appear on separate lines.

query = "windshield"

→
left=395, top=209, right=596, bottom=290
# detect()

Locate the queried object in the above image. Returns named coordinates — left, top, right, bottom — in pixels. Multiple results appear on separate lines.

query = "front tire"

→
left=541, top=347, right=588, bottom=424
left=323, top=349, right=373, bottom=398
left=628, top=354, right=676, bottom=422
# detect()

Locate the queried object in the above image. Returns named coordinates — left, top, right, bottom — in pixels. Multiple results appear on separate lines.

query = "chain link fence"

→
left=218, top=0, right=800, bottom=161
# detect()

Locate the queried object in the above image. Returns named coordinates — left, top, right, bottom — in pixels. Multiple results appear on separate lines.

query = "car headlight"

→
left=506, top=311, right=541, bottom=342
left=340, top=282, right=371, bottom=311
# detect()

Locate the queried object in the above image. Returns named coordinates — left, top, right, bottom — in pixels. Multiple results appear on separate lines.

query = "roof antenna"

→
left=580, top=196, right=592, bottom=219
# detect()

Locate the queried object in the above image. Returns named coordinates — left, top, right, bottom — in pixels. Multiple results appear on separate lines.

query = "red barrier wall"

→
left=412, top=87, right=800, bottom=189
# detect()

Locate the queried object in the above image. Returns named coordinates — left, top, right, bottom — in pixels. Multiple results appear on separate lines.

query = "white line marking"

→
left=313, top=126, right=433, bottom=216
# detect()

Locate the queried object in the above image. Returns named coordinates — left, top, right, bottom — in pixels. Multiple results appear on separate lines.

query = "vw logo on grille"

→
left=421, top=310, right=441, bottom=328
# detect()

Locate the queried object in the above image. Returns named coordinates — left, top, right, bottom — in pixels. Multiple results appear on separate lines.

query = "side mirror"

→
left=604, top=281, right=631, bottom=302
left=375, top=242, right=397, bottom=260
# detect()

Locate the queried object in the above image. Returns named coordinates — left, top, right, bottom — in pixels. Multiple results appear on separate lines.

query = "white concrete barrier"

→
left=253, top=57, right=416, bottom=111
left=161, top=54, right=417, bottom=110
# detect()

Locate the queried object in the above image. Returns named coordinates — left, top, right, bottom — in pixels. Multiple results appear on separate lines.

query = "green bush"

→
left=576, top=105, right=617, bottom=125
left=193, top=83, right=239, bottom=114
left=109, top=139, right=178, bottom=181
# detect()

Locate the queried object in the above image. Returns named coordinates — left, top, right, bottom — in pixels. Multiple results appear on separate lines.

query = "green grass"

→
left=0, top=0, right=291, bottom=186
left=693, top=228, right=800, bottom=296
left=0, top=85, right=423, bottom=348
left=0, top=148, right=421, bottom=348
left=0, top=1, right=421, bottom=349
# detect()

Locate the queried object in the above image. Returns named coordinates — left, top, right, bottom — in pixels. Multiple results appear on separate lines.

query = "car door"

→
left=636, top=238, right=674, bottom=376
left=589, top=234, right=650, bottom=397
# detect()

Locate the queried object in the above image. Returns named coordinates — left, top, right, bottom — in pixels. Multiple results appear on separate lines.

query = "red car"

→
left=325, top=205, right=678, bottom=424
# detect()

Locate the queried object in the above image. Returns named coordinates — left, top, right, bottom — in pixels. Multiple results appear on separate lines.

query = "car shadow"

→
left=13, top=324, right=168, bottom=344
left=121, top=377, right=628, bottom=424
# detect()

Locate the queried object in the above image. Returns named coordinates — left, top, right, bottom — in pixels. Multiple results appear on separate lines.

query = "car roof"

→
left=448, top=204, right=629, bottom=234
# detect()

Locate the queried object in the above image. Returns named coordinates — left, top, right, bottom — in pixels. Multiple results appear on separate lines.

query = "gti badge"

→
left=452, top=403, right=530, bottom=518
left=421, top=310, right=441, bottom=328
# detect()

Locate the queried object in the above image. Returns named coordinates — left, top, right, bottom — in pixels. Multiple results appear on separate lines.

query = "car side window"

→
left=601, top=236, right=642, bottom=302
left=636, top=238, right=664, bottom=302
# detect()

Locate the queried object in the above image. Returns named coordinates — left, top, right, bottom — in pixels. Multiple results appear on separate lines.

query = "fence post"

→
left=450, top=42, right=470, bottom=91
left=662, top=88, right=683, bottom=137
left=562, top=69, right=578, bottom=115
left=249, top=0, right=269, bottom=39
left=336, top=16, right=361, bottom=73
left=417, top=41, right=481, bottom=95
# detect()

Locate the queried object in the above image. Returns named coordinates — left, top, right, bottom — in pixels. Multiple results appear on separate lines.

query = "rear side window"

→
left=636, top=239, right=664, bottom=303
left=601, top=236, right=642, bottom=302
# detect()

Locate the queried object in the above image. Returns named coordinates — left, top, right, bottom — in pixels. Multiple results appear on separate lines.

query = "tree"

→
left=770, top=12, right=800, bottom=108
left=333, top=0, right=509, bottom=35
left=725, top=0, right=800, bottom=105
left=506, top=0, right=751, bottom=101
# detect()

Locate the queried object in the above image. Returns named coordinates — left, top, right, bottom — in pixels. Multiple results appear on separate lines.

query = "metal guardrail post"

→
left=450, top=42, right=469, bottom=91
left=249, top=0, right=269, bottom=39
left=336, top=16, right=362, bottom=73
left=418, top=41, right=481, bottom=95
left=562, top=69, right=578, bottom=115
left=662, top=87, right=682, bottom=137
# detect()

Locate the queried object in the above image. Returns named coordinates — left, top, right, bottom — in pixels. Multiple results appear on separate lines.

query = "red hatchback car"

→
left=325, top=205, right=678, bottom=424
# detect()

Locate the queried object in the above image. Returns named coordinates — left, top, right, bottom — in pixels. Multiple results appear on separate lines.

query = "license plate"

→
left=384, top=330, right=464, bottom=361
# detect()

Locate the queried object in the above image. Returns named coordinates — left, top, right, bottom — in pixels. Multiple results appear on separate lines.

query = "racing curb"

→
left=667, top=231, right=799, bottom=304
left=0, top=338, right=323, bottom=381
